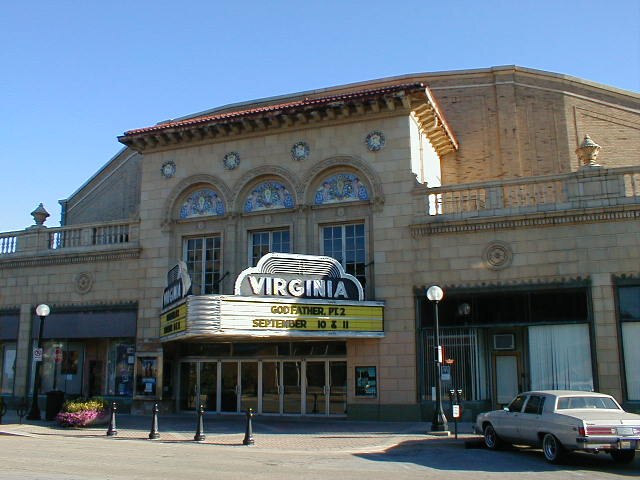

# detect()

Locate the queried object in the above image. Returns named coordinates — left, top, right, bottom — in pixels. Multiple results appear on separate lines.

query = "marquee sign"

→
left=160, top=253, right=385, bottom=341
left=234, top=253, right=364, bottom=301
left=219, top=297, right=384, bottom=334
left=160, top=303, right=187, bottom=337
left=162, top=261, right=191, bottom=310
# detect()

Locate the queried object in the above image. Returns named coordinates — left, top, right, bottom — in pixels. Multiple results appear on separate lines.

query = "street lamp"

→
left=426, top=286, right=448, bottom=433
left=27, top=304, right=50, bottom=420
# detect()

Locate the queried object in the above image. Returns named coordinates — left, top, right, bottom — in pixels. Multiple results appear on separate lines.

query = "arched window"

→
left=314, top=173, right=368, bottom=205
left=244, top=181, right=294, bottom=213
left=179, top=188, right=225, bottom=219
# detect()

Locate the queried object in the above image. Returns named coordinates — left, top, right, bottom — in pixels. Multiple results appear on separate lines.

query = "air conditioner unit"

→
left=493, top=334, right=515, bottom=350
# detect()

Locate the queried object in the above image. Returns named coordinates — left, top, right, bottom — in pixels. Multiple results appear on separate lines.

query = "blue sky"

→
left=1, top=0, right=638, bottom=232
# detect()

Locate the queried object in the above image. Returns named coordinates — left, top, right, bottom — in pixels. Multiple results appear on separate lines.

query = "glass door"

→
left=221, top=362, right=238, bottom=412
left=261, top=361, right=280, bottom=414
left=200, top=362, right=218, bottom=411
left=305, top=361, right=326, bottom=415
left=329, top=361, right=347, bottom=415
left=240, top=361, right=258, bottom=412
left=283, top=361, right=302, bottom=414
left=179, top=362, right=198, bottom=410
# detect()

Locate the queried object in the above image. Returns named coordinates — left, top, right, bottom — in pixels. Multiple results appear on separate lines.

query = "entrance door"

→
left=282, top=361, right=302, bottom=414
left=261, top=360, right=303, bottom=415
left=261, top=361, right=280, bottom=414
left=495, top=354, right=520, bottom=406
left=240, top=361, right=258, bottom=412
left=328, top=361, right=347, bottom=415
left=200, top=362, right=218, bottom=411
left=305, top=361, right=327, bottom=415
left=179, top=358, right=346, bottom=416
left=179, top=362, right=198, bottom=410
left=220, top=362, right=238, bottom=412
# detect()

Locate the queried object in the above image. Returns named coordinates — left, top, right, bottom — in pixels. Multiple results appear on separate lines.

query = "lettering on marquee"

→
left=235, top=253, right=364, bottom=301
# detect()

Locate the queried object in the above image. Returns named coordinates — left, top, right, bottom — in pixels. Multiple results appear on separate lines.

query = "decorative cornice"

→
left=118, top=83, right=458, bottom=158
left=0, top=301, right=138, bottom=314
left=0, top=247, right=141, bottom=269
left=414, top=276, right=591, bottom=295
left=410, top=206, right=640, bottom=237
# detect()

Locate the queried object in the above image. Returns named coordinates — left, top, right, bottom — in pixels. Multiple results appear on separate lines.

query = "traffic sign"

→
left=33, top=348, right=43, bottom=362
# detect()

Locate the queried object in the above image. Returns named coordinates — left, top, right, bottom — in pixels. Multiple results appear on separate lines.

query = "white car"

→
left=475, top=390, right=640, bottom=464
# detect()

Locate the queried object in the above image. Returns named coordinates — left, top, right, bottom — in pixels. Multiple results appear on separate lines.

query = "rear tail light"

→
left=583, top=426, right=616, bottom=435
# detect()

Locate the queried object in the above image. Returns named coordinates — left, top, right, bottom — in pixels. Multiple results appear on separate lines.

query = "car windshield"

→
left=556, top=396, right=620, bottom=410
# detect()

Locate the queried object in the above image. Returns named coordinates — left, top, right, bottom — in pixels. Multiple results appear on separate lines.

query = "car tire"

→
left=542, top=433, right=565, bottom=464
left=610, top=450, right=635, bottom=464
left=483, top=424, right=503, bottom=450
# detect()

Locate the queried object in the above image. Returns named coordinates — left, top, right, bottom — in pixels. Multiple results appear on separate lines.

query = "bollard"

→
left=193, top=404, right=205, bottom=442
left=16, top=400, right=27, bottom=425
left=148, top=403, right=160, bottom=439
left=0, top=398, right=6, bottom=424
left=106, top=402, right=117, bottom=436
left=242, top=407, right=255, bottom=446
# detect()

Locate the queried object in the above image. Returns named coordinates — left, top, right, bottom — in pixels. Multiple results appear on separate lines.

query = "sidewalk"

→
left=0, top=410, right=479, bottom=453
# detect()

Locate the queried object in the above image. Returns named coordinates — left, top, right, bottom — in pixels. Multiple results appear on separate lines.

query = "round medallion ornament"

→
left=365, top=131, right=385, bottom=151
left=75, top=272, right=94, bottom=294
left=291, top=141, right=310, bottom=161
left=483, top=241, right=513, bottom=270
left=223, top=152, right=240, bottom=170
left=161, top=161, right=176, bottom=178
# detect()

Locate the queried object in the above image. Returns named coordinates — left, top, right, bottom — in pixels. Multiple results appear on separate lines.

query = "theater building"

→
left=1, top=65, right=639, bottom=420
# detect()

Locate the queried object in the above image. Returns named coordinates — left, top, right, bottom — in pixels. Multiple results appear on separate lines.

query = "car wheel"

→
left=483, top=424, right=503, bottom=450
left=542, top=433, right=565, bottom=464
left=610, top=450, right=635, bottom=464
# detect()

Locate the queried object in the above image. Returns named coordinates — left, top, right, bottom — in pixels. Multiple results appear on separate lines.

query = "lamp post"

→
left=426, top=286, right=448, bottom=433
left=27, top=304, right=50, bottom=420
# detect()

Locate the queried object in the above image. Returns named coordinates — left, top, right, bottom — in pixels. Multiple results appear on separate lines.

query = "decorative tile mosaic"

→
left=291, top=141, right=310, bottom=161
left=314, top=173, right=369, bottom=205
left=180, top=188, right=226, bottom=218
left=244, top=181, right=295, bottom=213
left=223, top=152, right=240, bottom=170
left=161, top=161, right=176, bottom=178
left=365, top=131, right=385, bottom=151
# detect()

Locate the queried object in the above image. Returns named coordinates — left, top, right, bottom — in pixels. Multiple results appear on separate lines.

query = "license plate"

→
left=619, top=441, right=631, bottom=449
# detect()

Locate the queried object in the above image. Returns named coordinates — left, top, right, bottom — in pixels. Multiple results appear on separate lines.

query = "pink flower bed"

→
left=55, top=410, right=108, bottom=427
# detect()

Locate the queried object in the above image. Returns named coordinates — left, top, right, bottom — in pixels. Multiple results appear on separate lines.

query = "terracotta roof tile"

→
left=123, top=83, right=424, bottom=136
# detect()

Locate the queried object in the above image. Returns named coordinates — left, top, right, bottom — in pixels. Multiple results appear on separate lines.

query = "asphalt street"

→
left=0, top=413, right=638, bottom=479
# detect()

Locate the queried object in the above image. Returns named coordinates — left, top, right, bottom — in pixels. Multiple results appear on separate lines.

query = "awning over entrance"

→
left=31, top=309, right=137, bottom=339
left=160, top=295, right=384, bottom=342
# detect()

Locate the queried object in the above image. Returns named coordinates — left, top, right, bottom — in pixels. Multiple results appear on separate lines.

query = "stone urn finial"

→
left=576, top=134, right=601, bottom=168
left=30, top=203, right=50, bottom=227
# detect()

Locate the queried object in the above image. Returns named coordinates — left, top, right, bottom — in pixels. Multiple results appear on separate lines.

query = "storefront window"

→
left=31, top=341, right=84, bottom=395
left=107, top=342, right=135, bottom=396
left=1, top=343, right=16, bottom=394
left=528, top=324, right=594, bottom=391
left=618, top=285, right=640, bottom=400
left=422, top=327, right=488, bottom=401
